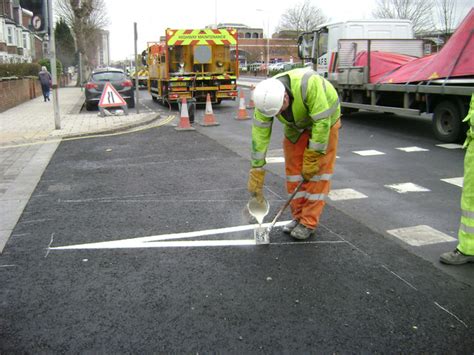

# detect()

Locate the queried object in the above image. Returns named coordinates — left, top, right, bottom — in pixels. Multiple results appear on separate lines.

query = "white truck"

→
left=297, top=14, right=474, bottom=143
left=299, top=19, right=418, bottom=79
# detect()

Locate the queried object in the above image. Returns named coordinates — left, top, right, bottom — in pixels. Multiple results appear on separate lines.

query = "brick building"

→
left=0, top=0, right=44, bottom=64
left=215, top=23, right=299, bottom=68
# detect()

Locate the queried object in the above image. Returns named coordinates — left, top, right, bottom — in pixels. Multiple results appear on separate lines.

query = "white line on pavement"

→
left=353, top=150, right=385, bottom=156
left=441, top=177, right=463, bottom=187
left=385, top=182, right=430, bottom=194
left=387, top=225, right=456, bottom=246
left=50, top=221, right=292, bottom=250
left=396, top=146, right=429, bottom=152
left=436, top=143, right=463, bottom=149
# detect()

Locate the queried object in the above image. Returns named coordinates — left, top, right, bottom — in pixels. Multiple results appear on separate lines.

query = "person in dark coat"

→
left=38, top=66, right=52, bottom=102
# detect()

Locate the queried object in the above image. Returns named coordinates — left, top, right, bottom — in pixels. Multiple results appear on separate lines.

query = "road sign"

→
left=98, top=82, right=127, bottom=108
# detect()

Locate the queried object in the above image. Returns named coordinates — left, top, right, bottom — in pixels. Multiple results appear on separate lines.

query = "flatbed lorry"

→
left=298, top=11, right=473, bottom=142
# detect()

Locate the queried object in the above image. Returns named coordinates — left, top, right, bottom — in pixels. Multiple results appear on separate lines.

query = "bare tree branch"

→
left=55, top=0, right=108, bottom=83
left=372, top=0, right=435, bottom=34
left=435, top=0, right=457, bottom=36
left=277, top=0, right=328, bottom=36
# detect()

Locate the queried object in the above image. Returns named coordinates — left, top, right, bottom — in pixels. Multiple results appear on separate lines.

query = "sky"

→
left=103, top=0, right=472, bottom=61
left=104, top=0, right=378, bottom=61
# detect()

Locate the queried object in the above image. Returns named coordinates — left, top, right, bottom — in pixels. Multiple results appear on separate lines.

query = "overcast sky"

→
left=102, top=0, right=472, bottom=61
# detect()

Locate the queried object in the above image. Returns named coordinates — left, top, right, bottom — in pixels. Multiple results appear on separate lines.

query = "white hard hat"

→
left=253, top=78, right=286, bottom=117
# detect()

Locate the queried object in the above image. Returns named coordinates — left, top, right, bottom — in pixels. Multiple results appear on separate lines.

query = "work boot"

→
left=290, top=223, right=314, bottom=240
left=439, top=249, right=474, bottom=265
left=282, top=220, right=299, bottom=234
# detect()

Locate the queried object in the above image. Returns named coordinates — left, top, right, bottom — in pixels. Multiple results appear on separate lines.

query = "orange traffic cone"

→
left=234, top=90, right=250, bottom=120
left=246, top=85, right=255, bottom=109
left=175, top=97, right=195, bottom=131
left=199, top=93, right=219, bottom=126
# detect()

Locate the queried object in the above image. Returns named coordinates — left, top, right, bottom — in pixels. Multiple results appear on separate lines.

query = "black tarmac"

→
left=1, top=125, right=473, bottom=353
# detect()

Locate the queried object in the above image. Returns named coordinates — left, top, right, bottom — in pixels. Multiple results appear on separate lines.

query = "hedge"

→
left=0, top=63, right=41, bottom=78
left=38, top=58, right=63, bottom=76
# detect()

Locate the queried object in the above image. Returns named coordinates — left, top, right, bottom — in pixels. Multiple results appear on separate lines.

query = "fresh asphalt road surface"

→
left=1, top=117, right=473, bottom=352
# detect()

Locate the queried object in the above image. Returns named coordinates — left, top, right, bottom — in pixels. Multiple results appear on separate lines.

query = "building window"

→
left=252, top=33, right=259, bottom=39
left=0, top=20, right=4, bottom=42
left=7, top=27, right=14, bottom=45
left=245, top=32, right=251, bottom=39
left=23, top=33, right=28, bottom=49
left=17, top=29, right=22, bottom=46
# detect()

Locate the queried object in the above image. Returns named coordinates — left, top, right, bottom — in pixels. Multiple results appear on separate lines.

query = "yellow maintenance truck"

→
left=147, top=28, right=239, bottom=105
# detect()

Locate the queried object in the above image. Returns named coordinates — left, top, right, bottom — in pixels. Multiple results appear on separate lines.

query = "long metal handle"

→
left=267, top=180, right=304, bottom=232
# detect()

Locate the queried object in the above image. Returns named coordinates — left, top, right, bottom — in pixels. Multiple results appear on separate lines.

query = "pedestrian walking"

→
left=38, top=66, right=52, bottom=102
left=440, top=94, right=474, bottom=265
left=247, top=68, right=341, bottom=240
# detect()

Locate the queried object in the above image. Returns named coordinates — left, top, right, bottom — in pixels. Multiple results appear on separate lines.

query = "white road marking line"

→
left=396, top=146, right=429, bottom=152
left=434, top=302, right=468, bottom=328
left=50, top=221, right=292, bottom=250
left=436, top=143, right=463, bottom=149
left=329, top=188, right=368, bottom=201
left=353, top=150, right=385, bottom=156
left=387, top=225, right=456, bottom=246
left=266, top=157, right=285, bottom=163
left=385, top=182, right=430, bottom=193
left=441, top=177, right=463, bottom=187
left=381, top=264, right=418, bottom=291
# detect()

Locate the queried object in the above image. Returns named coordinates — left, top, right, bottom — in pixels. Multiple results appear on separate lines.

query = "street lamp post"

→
left=47, top=0, right=60, bottom=129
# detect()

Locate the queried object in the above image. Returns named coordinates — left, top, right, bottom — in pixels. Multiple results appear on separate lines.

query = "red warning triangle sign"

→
left=98, top=82, right=127, bottom=108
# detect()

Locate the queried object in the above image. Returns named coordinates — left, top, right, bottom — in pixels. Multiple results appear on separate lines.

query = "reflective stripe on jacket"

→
left=251, top=68, right=340, bottom=167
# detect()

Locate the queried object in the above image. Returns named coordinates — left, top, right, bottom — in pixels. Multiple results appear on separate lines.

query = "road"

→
left=1, top=82, right=472, bottom=352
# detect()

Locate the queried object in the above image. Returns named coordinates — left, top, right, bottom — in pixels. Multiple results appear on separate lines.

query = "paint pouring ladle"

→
left=254, top=180, right=304, bottom=245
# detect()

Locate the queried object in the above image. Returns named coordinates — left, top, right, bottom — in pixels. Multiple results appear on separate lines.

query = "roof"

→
left=317, top=18, right=412, bottom=30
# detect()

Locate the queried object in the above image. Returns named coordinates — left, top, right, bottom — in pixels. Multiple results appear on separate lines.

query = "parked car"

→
left=84, top=67, right=135, bottom=111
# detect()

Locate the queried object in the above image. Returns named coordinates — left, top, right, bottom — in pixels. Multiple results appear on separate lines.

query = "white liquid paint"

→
left=247, top=198, right=269, bottom=225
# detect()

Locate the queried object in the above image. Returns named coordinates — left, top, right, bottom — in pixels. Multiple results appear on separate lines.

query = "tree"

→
left=55, top=18, right=76, bottom=72
left=372, top=0, right=434, bottom=34
left=276, top=0, right=328, bottom=37
left=55, top=0, right=108, bottom=84
left=435, top=0, right=457, bottom=36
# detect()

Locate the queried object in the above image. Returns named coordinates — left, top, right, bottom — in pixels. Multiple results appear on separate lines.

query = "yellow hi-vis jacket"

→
left=251, top=68, right=341, bottom=168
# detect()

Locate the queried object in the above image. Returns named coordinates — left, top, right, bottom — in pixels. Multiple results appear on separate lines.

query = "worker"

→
left=440, top=94, right=474, bottom=265
left=247, top=68, right=341, bottom=240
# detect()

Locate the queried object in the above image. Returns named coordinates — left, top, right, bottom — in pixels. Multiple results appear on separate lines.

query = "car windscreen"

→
left=91, top=72, right=125, bottom=82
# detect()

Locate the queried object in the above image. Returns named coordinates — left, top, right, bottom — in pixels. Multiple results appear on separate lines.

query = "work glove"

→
left=302, top=148, right=322, bottom=181
left=247, top=168, right=266, bottom=202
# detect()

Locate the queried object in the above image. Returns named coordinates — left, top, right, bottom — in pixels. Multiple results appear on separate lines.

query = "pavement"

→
left=0, top=84, right=167, bottom=253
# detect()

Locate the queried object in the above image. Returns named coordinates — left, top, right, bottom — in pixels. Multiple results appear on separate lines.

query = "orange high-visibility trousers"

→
left=283, top=119, right=341, bottom=229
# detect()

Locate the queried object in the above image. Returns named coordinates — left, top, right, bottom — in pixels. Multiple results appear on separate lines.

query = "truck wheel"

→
left=432, top=101, right=462, bottom=143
